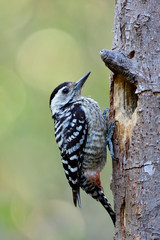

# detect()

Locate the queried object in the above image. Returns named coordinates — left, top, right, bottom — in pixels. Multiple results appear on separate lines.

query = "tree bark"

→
left=101, top=0, right=160, bottom=239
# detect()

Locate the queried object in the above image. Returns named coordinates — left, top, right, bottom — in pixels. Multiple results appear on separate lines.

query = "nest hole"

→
left=114, top=74, right=138, bottom=119
left=124, top=78, right=137, bottom=118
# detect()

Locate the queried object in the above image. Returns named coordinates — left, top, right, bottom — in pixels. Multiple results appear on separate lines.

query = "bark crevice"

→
left=120, top=198, right=126, bottom=234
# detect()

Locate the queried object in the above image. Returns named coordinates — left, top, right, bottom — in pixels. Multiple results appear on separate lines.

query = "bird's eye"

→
left=62, top=87, right=69, bottom=94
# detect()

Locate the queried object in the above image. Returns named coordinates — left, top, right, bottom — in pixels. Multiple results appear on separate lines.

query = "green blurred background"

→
left=0, top=0, right=114, bottom=239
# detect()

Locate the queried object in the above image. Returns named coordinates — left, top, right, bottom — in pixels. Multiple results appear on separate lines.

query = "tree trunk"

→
left=100, top=0, right=160, bottom=239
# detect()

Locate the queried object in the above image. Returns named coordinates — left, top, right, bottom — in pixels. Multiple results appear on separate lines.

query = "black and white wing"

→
left=54, top=103, right=88, bottom=207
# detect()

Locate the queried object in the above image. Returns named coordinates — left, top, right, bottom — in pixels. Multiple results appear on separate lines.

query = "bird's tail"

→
left=80, top=171, right=116, bottom=225
left=98, top=189, right=116, bottom=225
left=72, top=188, right=81, bottom=208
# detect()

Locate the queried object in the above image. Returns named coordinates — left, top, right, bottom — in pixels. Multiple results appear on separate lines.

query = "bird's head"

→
left=49, top=72, right=90, bottom=116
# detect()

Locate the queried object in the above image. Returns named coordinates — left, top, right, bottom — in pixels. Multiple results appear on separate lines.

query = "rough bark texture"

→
left=101, top=0, right=160, bottom=239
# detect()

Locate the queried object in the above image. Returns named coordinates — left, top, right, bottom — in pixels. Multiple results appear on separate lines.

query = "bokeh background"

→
left=0, top=0, right=115, bottom=239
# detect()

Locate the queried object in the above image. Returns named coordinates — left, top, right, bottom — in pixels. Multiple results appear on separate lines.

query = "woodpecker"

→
left=49, top=72, right=116, bottom=225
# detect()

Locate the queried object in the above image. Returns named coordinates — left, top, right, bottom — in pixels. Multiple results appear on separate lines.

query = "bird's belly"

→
left=82, top=132, right=106, bottom=171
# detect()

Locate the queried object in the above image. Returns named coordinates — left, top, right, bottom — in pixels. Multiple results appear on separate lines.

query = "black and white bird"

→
left=49, top=72, right=115, bottom=225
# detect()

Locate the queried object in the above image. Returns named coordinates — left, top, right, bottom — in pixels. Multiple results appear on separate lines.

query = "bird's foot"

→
left=105, top=120, right=118, bottom=160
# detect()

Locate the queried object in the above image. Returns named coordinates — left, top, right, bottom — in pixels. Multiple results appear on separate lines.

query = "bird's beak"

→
left=73, top=72, right=91, bottom=91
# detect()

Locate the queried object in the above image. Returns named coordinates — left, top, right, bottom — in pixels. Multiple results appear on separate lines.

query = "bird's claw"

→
left=105, top=120, right=118, bottom=160
left=103, top=107, right=109, bottom=119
